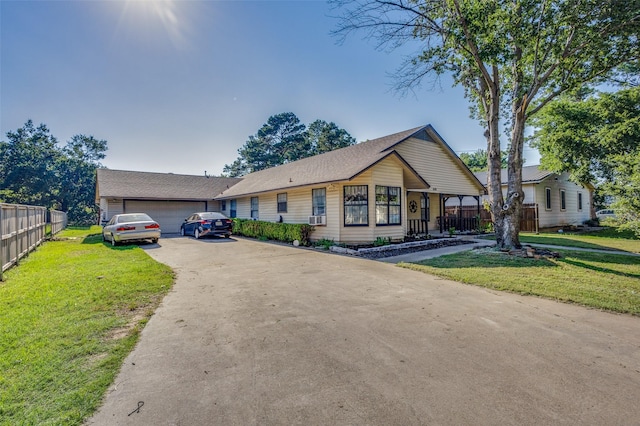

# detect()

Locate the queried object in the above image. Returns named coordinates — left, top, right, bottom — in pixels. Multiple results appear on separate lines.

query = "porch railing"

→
left=438, top=215, right=480, bottom=233
left=407, top=219, right=428, bottom=236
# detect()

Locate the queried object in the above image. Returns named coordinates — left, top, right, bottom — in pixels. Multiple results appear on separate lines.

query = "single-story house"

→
left=96, top=169, right=241, bottom=233
left=214, top=124, right=486, bottom=243
left=455, top=165, right=595, bottom=230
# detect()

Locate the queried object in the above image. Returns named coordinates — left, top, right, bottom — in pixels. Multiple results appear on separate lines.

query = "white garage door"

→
left=125, top=200, right=207, bottom=234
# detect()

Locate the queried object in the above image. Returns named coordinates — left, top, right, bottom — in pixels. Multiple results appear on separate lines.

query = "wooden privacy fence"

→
left=50, top=209, right=68, bottom=235
left=0, top=203, right=67, bottom=281
left=443, top=203, right=539, bottom=233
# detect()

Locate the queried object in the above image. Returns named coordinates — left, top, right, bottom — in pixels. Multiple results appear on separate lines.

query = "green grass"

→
left=0, top=226, right=174, bottom=425
left=401, top=248, right=640, bottom=314
left=479, top=227, right=640, bottom=253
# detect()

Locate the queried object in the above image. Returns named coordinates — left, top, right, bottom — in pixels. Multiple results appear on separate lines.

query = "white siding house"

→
left=469, top=166, right=595, bottom=229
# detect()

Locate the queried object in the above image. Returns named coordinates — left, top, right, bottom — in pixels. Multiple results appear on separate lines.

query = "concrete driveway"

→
left=88, top=236, right=640, bottom=425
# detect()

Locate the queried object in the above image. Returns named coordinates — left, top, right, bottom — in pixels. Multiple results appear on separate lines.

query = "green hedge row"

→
left=232, top=219, right=314, bottom=246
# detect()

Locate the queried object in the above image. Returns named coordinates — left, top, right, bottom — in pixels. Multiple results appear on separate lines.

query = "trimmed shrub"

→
left=232, top=219, right=314, bottom=246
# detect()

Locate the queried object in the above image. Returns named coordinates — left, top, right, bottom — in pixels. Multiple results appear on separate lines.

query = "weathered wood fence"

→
left=443, top=203, right=539, bottom=233
left=0, top=203, right=67, bottom=280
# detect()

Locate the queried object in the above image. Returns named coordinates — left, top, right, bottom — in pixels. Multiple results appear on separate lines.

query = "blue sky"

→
left=2, top=0, right=540, bottom=176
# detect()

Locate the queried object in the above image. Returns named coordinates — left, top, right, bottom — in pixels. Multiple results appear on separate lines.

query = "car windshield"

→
left=199, top=212, right=227, bottom=220
left=118, top=214, right=153, bottom=223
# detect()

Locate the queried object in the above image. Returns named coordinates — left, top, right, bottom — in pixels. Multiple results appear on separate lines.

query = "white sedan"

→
left=102, top=213, right=161, bottom=246
left=596, top=209, right=616, bottom=220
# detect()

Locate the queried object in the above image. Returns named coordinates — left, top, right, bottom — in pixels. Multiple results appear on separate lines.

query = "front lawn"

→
left=401, top=249, right=640, bottom=314
left=479, top=228, right=639, bottom=253
left=0, top=226, right=174, bottom=425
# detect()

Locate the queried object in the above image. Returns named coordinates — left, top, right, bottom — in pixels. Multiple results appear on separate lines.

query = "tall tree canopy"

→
left=333, top=0, right=640, bottom=249
left=530, top=86, right=640, bottom=235
left=460, top=149, right=508, bottom=172
left=0, top=120, right=59, bottom=207
left=306, top=120, right=357, bottom=155
left=223, top=113, right=356, bottom=177
left=0, top=120, right=108, bottom=224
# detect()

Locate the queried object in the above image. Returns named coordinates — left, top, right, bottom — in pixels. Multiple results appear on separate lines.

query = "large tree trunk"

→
left=498, top=114, right=525, bottom=250
left=484, top=71, right=511, bottom=249
left=486, top=79, right=526, bottom=249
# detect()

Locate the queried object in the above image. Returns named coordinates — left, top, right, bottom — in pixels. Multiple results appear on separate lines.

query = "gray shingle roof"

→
left=216, top=126, right=431, bottom=199
left=96, top=169, right=241, bottom=200
left=474, top=165, right=553, bottom=186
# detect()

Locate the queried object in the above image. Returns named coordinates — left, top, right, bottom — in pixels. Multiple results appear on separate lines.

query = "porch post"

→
left=474, top=195, right=480, bottom=231
left=458, top=195, right=464, bottom=231
left=439, top=194, right=444, bottom=234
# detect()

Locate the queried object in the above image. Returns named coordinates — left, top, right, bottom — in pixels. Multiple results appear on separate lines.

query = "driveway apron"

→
left=88, top=237, right=640, bottom=425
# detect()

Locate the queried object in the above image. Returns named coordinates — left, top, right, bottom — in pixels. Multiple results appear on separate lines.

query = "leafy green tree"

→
left=333, top=0, right=640, bottom=249
left=530, top=87, right=640, bottom=235
left=305, top=120, right=356, bottom=155
left=0, top=121, right=107, bottom=224
left=58, top=135, right=108, bottom=224
left=460, top=149, right=508, bottom=172
left=223, top=113, right=356, bottom=177
left=223, top=112, right=306, bottom=176
left=0, top=120, right=61, bottom=206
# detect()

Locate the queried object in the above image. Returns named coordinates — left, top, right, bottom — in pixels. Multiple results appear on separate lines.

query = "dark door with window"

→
left=230, top=199, right=237, bottom=218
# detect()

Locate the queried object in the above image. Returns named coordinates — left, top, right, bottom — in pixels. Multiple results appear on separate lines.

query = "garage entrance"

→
left=125, top=200, right=207, bottom=233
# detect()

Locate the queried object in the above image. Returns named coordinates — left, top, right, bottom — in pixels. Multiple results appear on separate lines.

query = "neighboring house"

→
left=467, top=165, right=595, bottom=229
left=215, top=124, right=486, bottom=243
left=96, top=169, right=241, bottom=233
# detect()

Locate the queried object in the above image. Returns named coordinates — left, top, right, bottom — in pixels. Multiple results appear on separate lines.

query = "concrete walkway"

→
left=88, top=236, right=640, bottom=425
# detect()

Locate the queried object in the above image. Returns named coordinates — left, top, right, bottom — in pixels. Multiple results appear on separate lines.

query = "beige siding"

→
left=317, top=185, right=341, bottom=242
left=259, top=193, right=278, bottom=221
left=396, top=137, right=483, bottom=195
left=207, top=200, right=223, bottom=212
left=224, top=157, right=421, bottom=243
left=278, top=189, right=311, bottom=224
left=371, top=156, right=406, bottom=240
left=99, top=198, right=109, bottom=222
left=428, top=194, right=441, bottom=232
left=106, top=199, right=124, bottom=221
left=236, top=197, right=252, bottom=219
left=407, top=192, right=423, bottom=222
left=224, top=189, right=340, bottom=242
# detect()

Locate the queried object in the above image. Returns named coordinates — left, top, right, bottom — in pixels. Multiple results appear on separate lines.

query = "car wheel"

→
left=225, top=234, right=231, bottom=239
left=180, top=227, right=185, bottom=236
left=194, top=228, right=200, bottom=239
left=111, top=234, right=118, bottom=246
left=152, top=238, right=158, bottom=244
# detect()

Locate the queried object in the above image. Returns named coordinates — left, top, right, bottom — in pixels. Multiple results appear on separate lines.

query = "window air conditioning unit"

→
left=308, top=215, right=326, bottom=226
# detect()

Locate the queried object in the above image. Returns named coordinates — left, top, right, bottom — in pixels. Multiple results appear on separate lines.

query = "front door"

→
left=229, top=199, right=237, bottom=218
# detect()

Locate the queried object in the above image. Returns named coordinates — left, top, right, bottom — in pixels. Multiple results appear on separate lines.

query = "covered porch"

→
left=406, top=191, right=484, bottom=236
